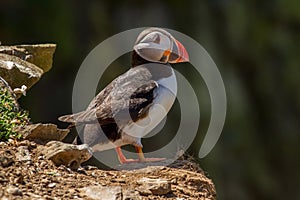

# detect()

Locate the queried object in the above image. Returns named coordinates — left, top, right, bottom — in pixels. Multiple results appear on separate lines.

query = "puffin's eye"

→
left=153, top=34, right=160, bottom=44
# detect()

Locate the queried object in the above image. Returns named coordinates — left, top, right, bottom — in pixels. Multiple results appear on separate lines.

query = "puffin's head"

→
left=133, top=28, right=189, bottom=64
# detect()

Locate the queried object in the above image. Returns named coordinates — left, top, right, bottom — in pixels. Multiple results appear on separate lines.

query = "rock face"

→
left=0, top=53, right=43, bottom=92
left=38, top=141, right=92, bottom=170
left=0, top=44, right=56, bottom=72
left=0, top=43, right=56, bottom=98
left=0, top=45, right=31, bottom=61
left=14, top=123, right=69, bottom=144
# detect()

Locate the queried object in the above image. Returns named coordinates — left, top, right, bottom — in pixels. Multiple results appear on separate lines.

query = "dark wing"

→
left=59, top=66, right=157, bottom=125
left=129, top=81, right=158, bottom=121
left=58, top=81, right=158, bottom=125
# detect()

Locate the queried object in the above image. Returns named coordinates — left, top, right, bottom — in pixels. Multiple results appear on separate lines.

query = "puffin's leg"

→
left=135, top=146, right=145, bottom=161
left=135, top=146, right=166, bottom=162
left=115, top=147, right=138, bottom=164
left=115, top=146, right=166, bottom=164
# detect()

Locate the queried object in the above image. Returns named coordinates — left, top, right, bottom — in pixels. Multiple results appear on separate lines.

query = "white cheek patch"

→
left=134, top=43, right=164, bottom=62
left=140, top=32, right=161, bottom=43
left=134, top=32, right=172, bottom=63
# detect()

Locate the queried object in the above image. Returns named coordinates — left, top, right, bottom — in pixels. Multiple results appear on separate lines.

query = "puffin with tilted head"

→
left=59, top=28, right=189, bottom=164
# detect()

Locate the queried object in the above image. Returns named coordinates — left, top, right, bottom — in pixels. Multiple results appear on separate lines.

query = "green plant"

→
left=0, top=88, right=30, bottom=141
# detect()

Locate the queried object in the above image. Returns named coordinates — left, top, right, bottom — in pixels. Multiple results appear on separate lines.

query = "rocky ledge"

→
left=0, top=139, right=216, bottom=200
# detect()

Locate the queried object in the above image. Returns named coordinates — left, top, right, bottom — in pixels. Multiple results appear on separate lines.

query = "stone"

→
left=15, top=44, right=56, bottom=72
left=82, top=165, right=98, bottom=170
left=26, top=192, right=43, bottom=199
left=13, top=123, right=69, bottom=144
left=6, top=185, right=22, bottom=196
left=13, top=85, right=27, bottom=96
left=136, top=177, right=171, bottom=195
left=0, top=44, right=56, bottom=72
left=0, top=172, right=8, bottom=183
left=0, top=45, right=29, bottom=61
left=80, top=186, right=122, bottom=200
left=39, top=141, right=92, bottom=170
left=122, top=189, right=140, bottom=200
left=14, top=174, right=25, bottom=184
left=110, top=178, right=126, bottom=183
left=47, top=182, right=56, bottom=188
left=15, top=146, right=31, bottom=162
left=0, top=150, right=15, bottom=167
left=0, top=53, right=43, bottom=92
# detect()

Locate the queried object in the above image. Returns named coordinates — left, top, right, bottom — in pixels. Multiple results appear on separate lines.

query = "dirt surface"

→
left=0, top=139, right=216, bottom=200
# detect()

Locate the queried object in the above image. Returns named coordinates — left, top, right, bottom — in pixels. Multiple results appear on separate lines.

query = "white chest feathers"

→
left=122, top=68, right=177, bottom=138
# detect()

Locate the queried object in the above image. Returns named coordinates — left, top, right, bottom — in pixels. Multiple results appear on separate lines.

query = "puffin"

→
left=59, top=28, right=189, bottom=164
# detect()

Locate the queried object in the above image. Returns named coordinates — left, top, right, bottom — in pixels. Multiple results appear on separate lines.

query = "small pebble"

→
left=38, top=156, right=44, bottom=160
left=8, top=139, right=14, bottom=144
left=6, top=185, right=22, bottom=196
left=18, top=140, right=29, bottom=146
left=48, top=182, right=56, bottom=188
left=30, top=142, right=37, bottom=148
left=83, top=165, right=98, bottom=170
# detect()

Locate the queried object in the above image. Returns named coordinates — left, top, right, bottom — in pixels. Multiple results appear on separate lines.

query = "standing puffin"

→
left=59, top=28, right=189, bottom=164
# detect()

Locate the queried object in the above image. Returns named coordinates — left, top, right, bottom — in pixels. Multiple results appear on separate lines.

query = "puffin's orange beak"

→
left=168, top=39, right=189, bottom=63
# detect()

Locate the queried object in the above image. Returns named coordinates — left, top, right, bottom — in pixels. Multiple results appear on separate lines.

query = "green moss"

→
left=0, top=88, right=30, bottom=141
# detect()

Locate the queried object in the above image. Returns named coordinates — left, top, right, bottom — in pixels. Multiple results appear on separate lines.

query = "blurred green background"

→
left=1, top=0, right=300, bottom=199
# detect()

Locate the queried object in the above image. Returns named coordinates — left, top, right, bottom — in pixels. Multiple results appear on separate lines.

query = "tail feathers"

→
left=58, top=109, right=98, bottom=124
left=58, top=114, right=76, bottom=123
